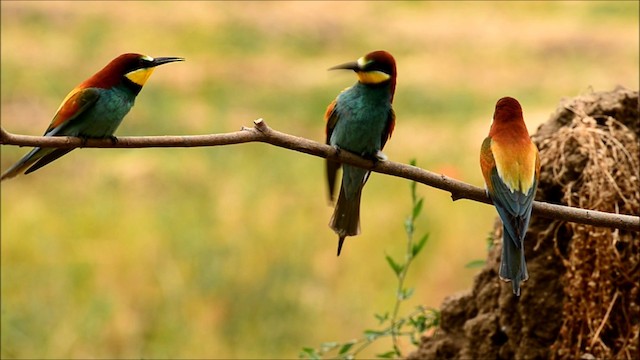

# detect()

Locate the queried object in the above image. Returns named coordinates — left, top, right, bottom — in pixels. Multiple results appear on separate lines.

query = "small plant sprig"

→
left=300, top=160, right=440, bottom=359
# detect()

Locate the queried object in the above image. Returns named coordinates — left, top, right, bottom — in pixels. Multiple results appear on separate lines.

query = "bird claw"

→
left=331, top=145, right=342, bottom=158
left=109, top=136, right=119, bottom=145
left=363, top=150, right=388, bottom=167
left=375, top=150, right=388, bottom=162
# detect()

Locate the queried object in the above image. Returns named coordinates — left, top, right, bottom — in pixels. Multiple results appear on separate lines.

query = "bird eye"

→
left=368, top=62, right=391, bottom=75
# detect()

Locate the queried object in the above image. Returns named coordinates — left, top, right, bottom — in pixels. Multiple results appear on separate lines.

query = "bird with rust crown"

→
left=480, top=97, right=540, bottom=296
left=325, top=50, right=397, bottom=256
left=1, top=53, right=184, bottom=181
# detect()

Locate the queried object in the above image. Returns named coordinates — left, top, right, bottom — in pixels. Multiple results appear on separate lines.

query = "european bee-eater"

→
left=480, top=97, right=540, bottom=296
left=325, top=50, right=397, bottom=256
left=1, top=53, right=184, bottom=181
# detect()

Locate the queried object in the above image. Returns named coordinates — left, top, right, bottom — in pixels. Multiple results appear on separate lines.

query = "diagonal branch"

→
left=1, top=120, right=638, bottom=232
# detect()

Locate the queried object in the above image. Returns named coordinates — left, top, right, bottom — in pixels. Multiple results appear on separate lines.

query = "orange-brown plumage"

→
left=480, top=96, right=540, bottom=296
left=79, top=53, right=146, bottom=89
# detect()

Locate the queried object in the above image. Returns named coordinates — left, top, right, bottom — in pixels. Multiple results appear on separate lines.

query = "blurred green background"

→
left=1, top=1, right=637, bottom=358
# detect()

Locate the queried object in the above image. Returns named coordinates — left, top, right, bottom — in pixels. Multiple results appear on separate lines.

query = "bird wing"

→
left=23, top=148, right=75, bottom=175
left=325, top=99, right=341, bottom=202
left=381, top=108, right=395, bottom=150
left=481, top=136, right=536, bottom=248
left=325, top=98, right=339, bottom=144
left=44, top=87, right=101, bottom=135
left=489, top=165, right=536, bottom=248
left=20, top=88, right=100, bottom=175
left=479, top=137, right=495, bottom=189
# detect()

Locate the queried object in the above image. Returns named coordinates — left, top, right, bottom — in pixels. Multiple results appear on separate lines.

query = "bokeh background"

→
left=1, top=1, right=637, bottom=358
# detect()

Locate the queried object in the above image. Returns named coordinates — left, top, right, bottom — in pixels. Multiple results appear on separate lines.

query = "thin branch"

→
left=1, top=120, right=638, bottom=232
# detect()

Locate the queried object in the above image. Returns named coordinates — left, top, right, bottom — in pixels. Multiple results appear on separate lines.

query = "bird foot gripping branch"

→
left=375, top=150, right=388, bottom=162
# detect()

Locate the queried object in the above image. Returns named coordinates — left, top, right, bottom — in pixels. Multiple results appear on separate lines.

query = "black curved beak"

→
left=151, top=57, right=185, bottom=67
left=328, top=61, right=359, bottom=71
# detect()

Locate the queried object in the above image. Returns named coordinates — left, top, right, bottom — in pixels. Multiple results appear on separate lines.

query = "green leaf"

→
left=412, top=198, right=424, bottom=220
left=338, top=341, right=356, bottom=355
left=411, top=234, right=429, bottom=257
left=409, top=314, right=427, bottom=332
left=375, top=312, right=389, bottom=324
left=364, top=329, right=385, bottom=341
left=299, top=347, right=320, bottom=359
left=485, top=233, right=495, bottom=251
left=377, top=350, right=397, bottom=358
left=393, top=344, right=402, bottom=356
left=465, top=260, right=486, bottom=268
left=399, top=287, right=415, bottom=300
left=385, top=254, right=404, bottom=276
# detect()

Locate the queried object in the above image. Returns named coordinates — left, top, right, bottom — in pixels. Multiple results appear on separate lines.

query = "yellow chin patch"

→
left=357, top=70, right=390, bottom=84
left=125, top=67, right=155, bottom=86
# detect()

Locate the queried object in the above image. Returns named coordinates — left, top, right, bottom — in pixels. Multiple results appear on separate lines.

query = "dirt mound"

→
left=408, top=87, right=639, bottom=359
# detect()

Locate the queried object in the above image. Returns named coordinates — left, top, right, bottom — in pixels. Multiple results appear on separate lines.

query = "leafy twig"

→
left=300, top=161, right=439, bottom=359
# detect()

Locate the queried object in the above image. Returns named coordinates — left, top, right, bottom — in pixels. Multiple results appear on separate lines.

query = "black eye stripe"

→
left=364, top=62, right=393, bottom=75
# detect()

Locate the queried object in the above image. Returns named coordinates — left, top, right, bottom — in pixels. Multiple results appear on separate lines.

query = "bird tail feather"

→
left=499, top=226, right=529, bottom=296
left=1, top=147, right=48, bottom=181
left=24, top=149, right=74, bottom=175
left=329, top=170, right=364, bottom=256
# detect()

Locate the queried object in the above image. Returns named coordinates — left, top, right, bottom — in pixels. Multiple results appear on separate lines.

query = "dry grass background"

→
left=537, top=90, right=639, bottom=358
left=1, top=1, right=638, bottom=358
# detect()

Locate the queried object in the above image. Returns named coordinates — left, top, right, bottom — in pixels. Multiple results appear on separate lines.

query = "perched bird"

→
left=480, top=97, right=540, bottom=296
left=325, top=50, right=397, bottom=256
left=1, top=53, right=184, bottom=181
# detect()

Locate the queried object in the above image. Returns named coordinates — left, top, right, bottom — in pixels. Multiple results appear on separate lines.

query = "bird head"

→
left=493, top=97, right=524, bottom=124
left=329, top=50, right=397, bottom=95
left=83, top=53, right=184, bottom=94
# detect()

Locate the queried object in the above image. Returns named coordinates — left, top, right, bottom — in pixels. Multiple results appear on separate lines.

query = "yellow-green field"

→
left=1, top=1, right=637, bottom=358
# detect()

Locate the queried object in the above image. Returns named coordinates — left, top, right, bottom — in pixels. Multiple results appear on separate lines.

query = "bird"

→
left=480, top=97, right=540, bottom=296
left=324, top=50, right=397, bottom=256
left=1, top=53, right=184, bottom=181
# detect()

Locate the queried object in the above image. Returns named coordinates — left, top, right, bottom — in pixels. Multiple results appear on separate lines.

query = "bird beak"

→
left=151, top=57, right=185, bottom=67
left=328, top=61, right=360, bottom=71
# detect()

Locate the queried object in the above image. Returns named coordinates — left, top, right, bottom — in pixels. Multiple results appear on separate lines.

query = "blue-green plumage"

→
left=53, top=86, right=135, bottom=138
left=1, top=53, right=183, bottom=180
left=325, top=50, right=397, bottom=256
left=329, top=83, right=393, bottom=155
left=19, top=86, right=136, bottom=175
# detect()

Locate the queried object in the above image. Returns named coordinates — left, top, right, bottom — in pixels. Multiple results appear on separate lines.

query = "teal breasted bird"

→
left=480, top=97, right=540, bottom=296
left=325, top=50, right=397, bottom=256
left=1, top=53, right=184, bottom=181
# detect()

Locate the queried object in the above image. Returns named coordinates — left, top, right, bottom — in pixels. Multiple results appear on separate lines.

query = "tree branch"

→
left=1, top=120, right=638, bottom=232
